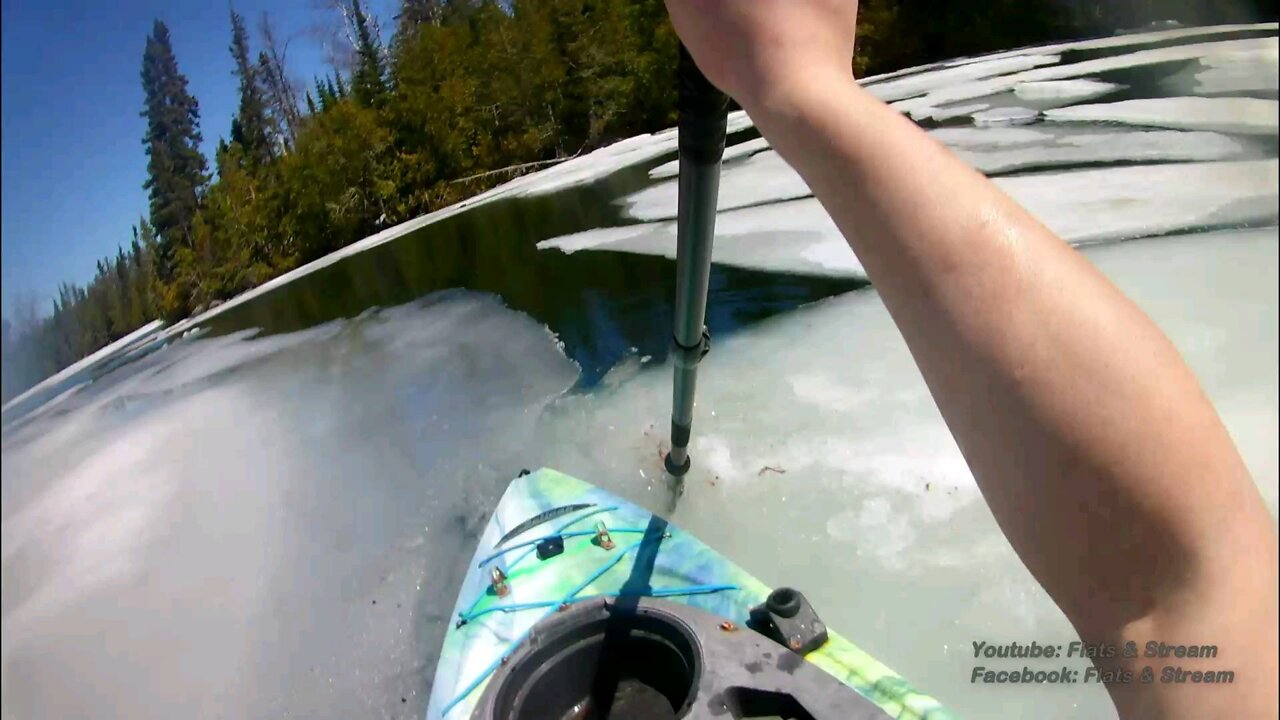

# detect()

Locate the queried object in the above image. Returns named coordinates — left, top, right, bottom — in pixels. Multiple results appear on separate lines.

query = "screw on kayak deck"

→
left=594, top=521, right=615, bottom=550
left=490, top=567, right=509, bottom=597
left=719, top=621, right=737, bottom=632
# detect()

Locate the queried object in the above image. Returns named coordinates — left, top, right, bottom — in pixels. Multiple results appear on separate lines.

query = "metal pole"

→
left=664, top=46, right=728, bottom=478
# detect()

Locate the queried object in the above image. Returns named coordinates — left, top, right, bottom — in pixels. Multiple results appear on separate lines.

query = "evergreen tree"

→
left=140, top=19, right=209, bottom=281
left=350, top=0, right=389, bottom=106
left=314, top=76, right=335, bottom=111
left=228, top=9, right=274, bottom=166
left=305, top=89, right=319, bottom=115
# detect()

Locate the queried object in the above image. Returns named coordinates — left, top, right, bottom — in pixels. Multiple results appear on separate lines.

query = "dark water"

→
left=201, top=134, right=865, bottom=389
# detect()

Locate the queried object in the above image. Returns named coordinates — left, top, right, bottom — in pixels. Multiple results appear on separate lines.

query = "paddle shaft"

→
left=665, top=46, right=729, bottom=477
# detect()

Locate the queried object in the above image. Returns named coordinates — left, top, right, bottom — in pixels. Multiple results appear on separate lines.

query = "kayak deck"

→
left=425, top=467, right=956, bottom=719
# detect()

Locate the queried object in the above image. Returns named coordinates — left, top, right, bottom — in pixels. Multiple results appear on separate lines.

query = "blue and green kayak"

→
left=426, top=467, right=956, bottom=719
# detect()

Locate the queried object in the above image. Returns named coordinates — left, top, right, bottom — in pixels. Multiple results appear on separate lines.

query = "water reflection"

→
left=202, top=157, right=865, bottom=388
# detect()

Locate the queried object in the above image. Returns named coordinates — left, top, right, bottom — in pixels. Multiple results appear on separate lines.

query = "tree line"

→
left=3, top=0, right=1275, bottom=402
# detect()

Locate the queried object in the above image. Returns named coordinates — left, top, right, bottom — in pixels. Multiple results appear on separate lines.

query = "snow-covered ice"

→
left=1044, top=96, right=1280, bottom=135
left=549, top=159, right=1278, bottom=274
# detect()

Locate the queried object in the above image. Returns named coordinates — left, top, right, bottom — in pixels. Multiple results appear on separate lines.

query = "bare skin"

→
left=664, top=1, right=1278, bottom=717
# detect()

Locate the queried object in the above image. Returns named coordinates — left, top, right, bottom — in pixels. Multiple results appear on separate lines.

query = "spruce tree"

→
left=140, top=20, right=209, bottom=279
left=350, top=0, right=388, bottom=106
left=228, top=9, right=274, bottom=165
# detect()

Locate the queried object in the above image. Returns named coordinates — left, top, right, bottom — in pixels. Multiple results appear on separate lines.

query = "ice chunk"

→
left=1012, top=79, right=1124, bottom=108
left=1044, top=96, right=1280, bottom=135
left=865, top=54, right=1061, bottom=102
left=548, top=159, right=1277, bottom=276
left=623, top=150, right=811, bottom=221
left=972, top=106, right=1041, bottom=127
left=942, top=22, right=1278, bottom=68
left=541, top=199, right=863, bottom=278
left=906, top=102, right=990, bottom=122
left=952, top=130, right=1249, bottom=174
left=1002, top=159, right=1279, bottom=243
left=648, top=136, right=771, bottom=180
left=893, top=37, right=1279, bottom=115
left=1159, top=36, right=1280, bottom=95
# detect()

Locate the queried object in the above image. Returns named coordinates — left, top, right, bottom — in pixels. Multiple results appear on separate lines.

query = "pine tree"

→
left=228, top=9, right=274, bottom=166
left=305, top=89, right=319, bottom=115
left=350, top=0, right=388, bottom=106
left=140, top=19, right=209, bottom=281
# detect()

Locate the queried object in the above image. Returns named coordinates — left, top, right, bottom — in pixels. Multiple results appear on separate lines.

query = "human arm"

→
left=664, top=1, right=1279, bottom=717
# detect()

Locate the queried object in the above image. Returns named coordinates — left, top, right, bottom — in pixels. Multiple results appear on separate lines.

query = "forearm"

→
left=749, top=77, right=1276, bottom=715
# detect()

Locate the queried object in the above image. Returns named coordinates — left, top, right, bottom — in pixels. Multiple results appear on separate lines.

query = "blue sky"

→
left=1, top=0, right=394, bottom=318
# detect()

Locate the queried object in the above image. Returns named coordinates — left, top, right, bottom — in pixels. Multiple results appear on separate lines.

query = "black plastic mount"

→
left=748, top=587, right=830, bottom=656
left=535, top=535, right=565, bottom=561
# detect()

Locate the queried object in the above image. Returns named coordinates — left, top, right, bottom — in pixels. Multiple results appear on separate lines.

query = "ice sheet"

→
left=552, top=159, right=1278, bottom=275
left=1, top=292, right=581, bottom=719
left=857, top=23, right=1276, bottom=89
left=953, top=130, right=1249, bottom=174
left=972, top=106, right=1041, bottom=126
left=1, top=320, right=166, bottom=424
left=1001, top=159, right=1279, bottom=242
left=941, top=23, right=1278, bottom=68
left=907, top=102, right=991, bottom=122
left=648, top=136, right=771, bottom=180
left=893, top=37, right=1279, bottom=115
left=531, top=226, right=1278, bottom=720
left=1044, top=96, right=1280, bottom=135
left=865, top=54, right=1061, bottom=103
left=1160, top=37, right=1280, bottom=94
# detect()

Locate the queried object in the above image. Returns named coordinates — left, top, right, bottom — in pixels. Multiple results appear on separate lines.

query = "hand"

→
left=663, top=0, right=859, bottom=114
